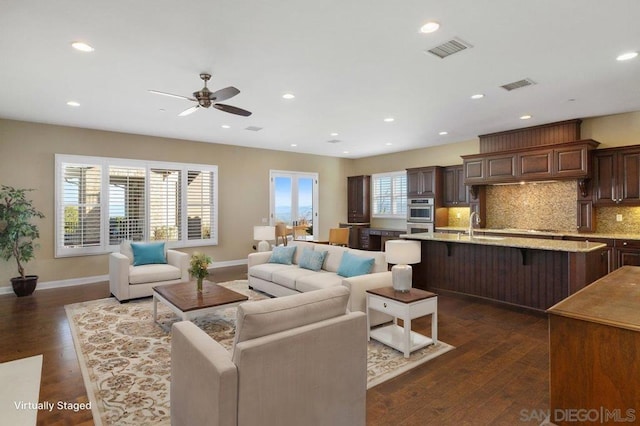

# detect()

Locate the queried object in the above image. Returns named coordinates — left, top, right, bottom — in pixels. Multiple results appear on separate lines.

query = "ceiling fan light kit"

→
left=150, top=73, right=252, bottom=117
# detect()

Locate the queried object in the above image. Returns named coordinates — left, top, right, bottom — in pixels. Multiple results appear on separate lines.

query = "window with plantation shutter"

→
left=109, top=166, right=145, bottom=244
left=57, top=161, right=103, bottom=255
left=187, top=170, right=214, bottom=240
left=150, top=168, right=182, bottom=241
left=55, top=155, right=218, bottom=257
left=371, top=171, right=407, bottom=218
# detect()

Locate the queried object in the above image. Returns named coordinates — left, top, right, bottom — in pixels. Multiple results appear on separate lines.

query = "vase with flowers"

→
left=189, top=252, right=212, bottom=292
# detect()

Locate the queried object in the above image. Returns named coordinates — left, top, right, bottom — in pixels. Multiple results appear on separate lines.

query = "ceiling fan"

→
left=149, top=73, right=252, bottom=117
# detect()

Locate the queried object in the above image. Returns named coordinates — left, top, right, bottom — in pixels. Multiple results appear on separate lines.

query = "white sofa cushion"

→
left=233, top=286, right=350, bottom=346
left=321, top=244, right=349, bottom=272
left=288, top=241, right=317, bottom=264
left=271, top=267, right=319, bottom=290
left=296, top=271, right=343, bottom=292
left=248, top=263, right=293, bottom=282
left=129, top=263, right=182, bottom=284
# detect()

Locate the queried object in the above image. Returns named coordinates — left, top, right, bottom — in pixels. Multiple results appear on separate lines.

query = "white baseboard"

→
left=0, top=258, right=248, bottom=295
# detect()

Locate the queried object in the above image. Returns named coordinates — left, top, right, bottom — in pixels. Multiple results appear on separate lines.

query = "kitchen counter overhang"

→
left=402, top=233, right=609, bottom=311
left=401, top=232, right=606, bottom=253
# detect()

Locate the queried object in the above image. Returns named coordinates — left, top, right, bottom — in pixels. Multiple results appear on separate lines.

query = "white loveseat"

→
left=248, top=240, right=393, bottom=326
left=109, top=241, right=189, bottom=302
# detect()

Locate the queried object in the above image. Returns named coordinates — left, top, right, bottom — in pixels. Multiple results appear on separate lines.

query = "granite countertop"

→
left=401, top=232, right=606, bottom=253
left=436, top=226, right=640, bottom=241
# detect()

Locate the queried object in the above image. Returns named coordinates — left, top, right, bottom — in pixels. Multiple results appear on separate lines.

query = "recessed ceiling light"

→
left=221, top=125, right=230, bottom=129
left=71, top=42, right=94, bottom=52
left=66, top=101, right=80, bottom=107
left=616, top=51, right=638, bottom=61
left=470, top=94, right=484, bottom=99
left=343, top=151, right=350, bottom=154
left=384, top=117, right=395, bottom=122
left=330, top=132, right=339, bottom=136
left=520, top=114, right=532, bottom=120
left=439, top=131, right=448, bottom=135
left=291, top=144, right=297, bottom=147
left=420, top=21, right=440, bottom=34
left=385, top=142, right=393, bottom=146
left=282, top=93, right=295, bottom=99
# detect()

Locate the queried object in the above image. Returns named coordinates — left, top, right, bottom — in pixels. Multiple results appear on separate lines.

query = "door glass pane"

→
left=274, top=176, right=292, bottom=224
left=297, top=177, right=313, bottom=225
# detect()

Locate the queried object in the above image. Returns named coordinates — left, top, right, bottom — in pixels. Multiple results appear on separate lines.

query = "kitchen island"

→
left=402, top=232, right=608, bottom=311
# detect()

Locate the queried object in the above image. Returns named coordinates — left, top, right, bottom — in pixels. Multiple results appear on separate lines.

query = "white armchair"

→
left=109, top=241, right=189, bottom=302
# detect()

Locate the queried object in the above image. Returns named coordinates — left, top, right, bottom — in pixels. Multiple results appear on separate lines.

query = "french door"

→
left=270, top=170, right=318, bottom=238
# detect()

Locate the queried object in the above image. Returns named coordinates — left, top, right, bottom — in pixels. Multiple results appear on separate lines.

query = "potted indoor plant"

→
left=0, top=185, right=45, bottom=297
left=189, top=252, right=212, bottom=292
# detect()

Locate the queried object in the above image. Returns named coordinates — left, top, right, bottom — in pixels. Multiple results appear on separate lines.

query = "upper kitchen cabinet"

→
left=462, top=140, right=599, bottom=185
left=443, top=165, right=469, bottom=206
left=407, top=166, right=442, bottom=199
left=594, top=146, right=640, bottom=205
left=347, top=175, right=371, bottom=223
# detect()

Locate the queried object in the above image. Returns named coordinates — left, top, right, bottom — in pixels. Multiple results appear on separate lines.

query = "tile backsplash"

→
left=596, top=207, right=640, bottom=234
left=486, top=181, right=577, bottom=232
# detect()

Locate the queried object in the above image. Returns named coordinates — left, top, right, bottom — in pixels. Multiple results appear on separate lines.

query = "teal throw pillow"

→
left=298, top=248, right=327, bottom=271
left=268, top=245, right=297, bottom=265
left=131, top=242, right=167, bottom=266
left=337, top=251, right=375, bottom=278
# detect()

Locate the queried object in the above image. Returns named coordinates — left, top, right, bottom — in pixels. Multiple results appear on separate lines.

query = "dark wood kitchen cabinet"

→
left=347, top=175, right=370, bottom=223
left=615, top=239, right=640, bottom=268
left=443, top=165, right=468, bottom=206
left=593, top=146, right=640, bottom=205
left=462, top=140, right=598, bottom=185
left=406, top=166, right=441, bottom=198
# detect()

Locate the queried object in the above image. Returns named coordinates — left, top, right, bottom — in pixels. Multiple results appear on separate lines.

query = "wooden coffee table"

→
left=152, top=281, right=248, bottom=329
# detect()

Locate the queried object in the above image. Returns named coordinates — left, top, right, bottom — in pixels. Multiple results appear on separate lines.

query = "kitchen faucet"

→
left=469, top=211, right=480, bottom=238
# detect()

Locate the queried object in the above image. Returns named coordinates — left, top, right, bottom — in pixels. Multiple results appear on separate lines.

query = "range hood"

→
left=462, top=119, right=600, bottom=186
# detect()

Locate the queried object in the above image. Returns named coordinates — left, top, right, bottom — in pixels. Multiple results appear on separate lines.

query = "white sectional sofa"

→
left=248, top=240, right=393, bottom=326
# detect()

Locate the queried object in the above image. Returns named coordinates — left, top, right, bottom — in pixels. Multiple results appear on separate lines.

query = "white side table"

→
left=366, top=287, right=438, bottom=358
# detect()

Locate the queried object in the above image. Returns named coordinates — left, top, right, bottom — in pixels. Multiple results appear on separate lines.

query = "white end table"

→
left=366, top=287, right=438, bottom=358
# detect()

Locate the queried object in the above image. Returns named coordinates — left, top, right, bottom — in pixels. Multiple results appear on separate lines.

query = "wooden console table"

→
left=547, top=266, right=640, bottom=425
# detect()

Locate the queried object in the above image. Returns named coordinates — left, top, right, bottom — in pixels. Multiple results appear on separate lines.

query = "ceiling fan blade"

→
left=148, top=90, right=196, bottom=101
left=213, top=103, right=252, bottom=117
left=178, top=105, right=200, bottom=117
left=209, top=86, right=240, bottom=102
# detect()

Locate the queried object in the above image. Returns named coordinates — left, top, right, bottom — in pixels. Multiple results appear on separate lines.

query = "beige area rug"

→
left=0, top=354, right=42, bottom=426
left=65, top=280, right=454, bottom=425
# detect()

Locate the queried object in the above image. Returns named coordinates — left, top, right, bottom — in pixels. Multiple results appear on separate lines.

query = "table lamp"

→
left=254, top=226, right=275, bottom=252
left=385, top=240, right=421, bottom=292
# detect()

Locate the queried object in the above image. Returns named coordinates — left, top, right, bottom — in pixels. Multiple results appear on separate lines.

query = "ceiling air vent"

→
left=326, top=139, right=341, bottom=144
left=245, top=126, right=263, bottom=131
left=500, top=78, right=536, bottom=91
left=425, top=38, right=473, bottom=59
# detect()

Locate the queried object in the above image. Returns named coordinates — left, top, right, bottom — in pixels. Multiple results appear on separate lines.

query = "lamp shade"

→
left=385, top=240, right=421, bottom=265
left=253, top=226, right=275, bottom=241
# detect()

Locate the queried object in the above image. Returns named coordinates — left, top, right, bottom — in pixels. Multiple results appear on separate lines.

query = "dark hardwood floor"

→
left=0, top=265, right=549, bottom=425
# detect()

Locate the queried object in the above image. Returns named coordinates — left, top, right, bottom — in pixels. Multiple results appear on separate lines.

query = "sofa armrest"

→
left=342, top=271, right=393, bottom=314
left=167, top=249, right=190, bottom=282
left=248, top=251, right=272, bottom=268
left=109, top=253, right=131, bottom=301
left=171, top=321, right=238, bottom=426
